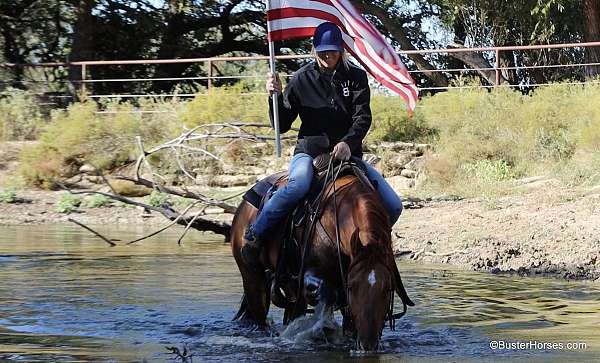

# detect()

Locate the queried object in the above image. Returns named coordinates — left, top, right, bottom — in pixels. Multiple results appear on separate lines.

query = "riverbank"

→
left=1, top=183, right=599, bottom=282
left=395, top=182, right=600, bottom=282
left=1, top=141, right=599, bottom=282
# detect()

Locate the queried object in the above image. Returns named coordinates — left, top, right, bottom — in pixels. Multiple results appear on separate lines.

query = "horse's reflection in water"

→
left=231, top=167, right=414, bottom=352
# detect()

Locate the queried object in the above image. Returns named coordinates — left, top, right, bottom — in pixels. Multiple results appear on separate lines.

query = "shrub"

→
left=0, top=188, right=17, bottom=203
left=179, top=82, right=268, bottom=127
left=56, top=193, right=82, bottom=214
left=369, top=94, right=437, bottom=143
left=146, top=190, right=170, bottom=207
left=15, top=81, right=600, bottom=198
left=19, top=99, right=182, bottom=188
left=83, top=194, right=111, bottom=208
left=0, top=88, right=45, bottom=141
left=418, top=84, right=600, bottom=192
left=462, top=160, right=515, bottom=182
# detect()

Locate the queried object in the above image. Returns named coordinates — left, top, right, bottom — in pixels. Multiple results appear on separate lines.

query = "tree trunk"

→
left=151, top=0, right=190, bottom=93
left=583, top=0, right=600, bottom=79
left=0, top=29, right=26, bottom=88
left=354, top=1, right=449, bottom=88
left=68, top=0, right=96, bottom=98
left=447, top=43, right=507, bottom=85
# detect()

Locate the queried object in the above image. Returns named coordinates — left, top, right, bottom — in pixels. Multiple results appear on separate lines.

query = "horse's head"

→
left=347, top=229, right=395, bottom=352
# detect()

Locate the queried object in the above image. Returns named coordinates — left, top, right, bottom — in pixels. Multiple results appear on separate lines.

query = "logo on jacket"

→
left=340, top=80, right=353, bottom=97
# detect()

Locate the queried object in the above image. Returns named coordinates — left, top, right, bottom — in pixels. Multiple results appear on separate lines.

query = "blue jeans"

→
left=353, top=156, right=403, bottom=225
left=251, top=153, right=403, bottom=239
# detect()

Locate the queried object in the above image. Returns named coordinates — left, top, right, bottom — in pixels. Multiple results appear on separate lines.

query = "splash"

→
left=281, top=302, right=343, bottom=344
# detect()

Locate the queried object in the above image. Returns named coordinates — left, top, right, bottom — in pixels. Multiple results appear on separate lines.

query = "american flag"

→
left=267, top=0, right=419, bottom=115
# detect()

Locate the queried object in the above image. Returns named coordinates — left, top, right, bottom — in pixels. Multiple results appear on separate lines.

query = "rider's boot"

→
left=241, top=227, right=263, bottom=271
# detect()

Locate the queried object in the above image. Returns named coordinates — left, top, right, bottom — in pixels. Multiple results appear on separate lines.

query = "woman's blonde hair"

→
left=311, top=45, right=350, bottom=70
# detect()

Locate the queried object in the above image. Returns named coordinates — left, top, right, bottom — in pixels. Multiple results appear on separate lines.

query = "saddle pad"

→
left=243, top=171, right=287, bottom=209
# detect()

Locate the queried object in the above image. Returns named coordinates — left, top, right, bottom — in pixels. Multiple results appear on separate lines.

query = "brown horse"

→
left=231, top=170, right=414, bottom=351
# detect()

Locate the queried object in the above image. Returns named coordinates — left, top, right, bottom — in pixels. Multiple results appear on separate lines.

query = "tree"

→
left=0, top=0, right=72, bottom=90
left=583, top=0, right=600, bottom=79
left=0, top=0, right=596, bottom=97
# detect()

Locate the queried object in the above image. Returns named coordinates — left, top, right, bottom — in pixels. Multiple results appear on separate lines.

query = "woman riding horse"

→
left=241, top=22, right=403, bottom=268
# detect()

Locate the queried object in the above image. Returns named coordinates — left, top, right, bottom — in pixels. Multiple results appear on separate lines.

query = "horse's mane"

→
left=341, top=177, right=394, bottom=268
left=320, top=174, right=393, bottom=261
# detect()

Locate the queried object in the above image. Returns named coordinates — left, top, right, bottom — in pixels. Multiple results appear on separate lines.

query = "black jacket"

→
left=269, top=60, right=372, bottom=157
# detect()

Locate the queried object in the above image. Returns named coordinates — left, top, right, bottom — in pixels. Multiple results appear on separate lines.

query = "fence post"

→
left=495, top=49, right=501, bottom=86
left=207, top=60, right=213, bottom=91
left=80, top=63, right=88, bottom=101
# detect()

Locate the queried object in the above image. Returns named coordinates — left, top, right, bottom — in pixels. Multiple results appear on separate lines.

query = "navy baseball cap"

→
left=313, top=22, right=343, bottom=52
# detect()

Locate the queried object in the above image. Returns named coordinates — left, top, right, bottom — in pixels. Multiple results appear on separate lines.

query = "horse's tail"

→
left=232, top=294, right=249, bottom=321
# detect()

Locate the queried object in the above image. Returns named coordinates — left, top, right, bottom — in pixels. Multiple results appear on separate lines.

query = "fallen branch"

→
left=56, top=181, right=231, bottom=240
left=116, top=176, right=237, bottom=214
left=411, top=248, right=468, bottom=260
left=177, top=211, right=204, bottom=246
left=127, top=201, right=201, bottom=245
left=425, top=249, right=468, bottom=257
left=68, top=218, right=118, bottom=247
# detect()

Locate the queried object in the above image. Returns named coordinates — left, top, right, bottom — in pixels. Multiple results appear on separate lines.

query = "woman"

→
left=241, top=22, right=403, bottom=267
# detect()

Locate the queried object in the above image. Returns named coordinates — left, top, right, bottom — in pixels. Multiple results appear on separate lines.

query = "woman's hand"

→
left=332, top=141, right=351, bottom=161
left=266, top=72, right=282, bottom=95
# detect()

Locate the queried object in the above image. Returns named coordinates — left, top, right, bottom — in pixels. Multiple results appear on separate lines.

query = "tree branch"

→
left=354, top=0, right=449, bottom=88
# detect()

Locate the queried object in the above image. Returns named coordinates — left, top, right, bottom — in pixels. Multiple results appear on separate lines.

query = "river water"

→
left=0, top=225, right=598, bottom=362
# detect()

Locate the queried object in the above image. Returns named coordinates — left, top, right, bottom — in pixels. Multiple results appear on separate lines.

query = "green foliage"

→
left=418, top=84, right=600, bottom=193
left=14, top=81, right=600, bottom=200
left=146, top=190, right=170, bottom=208
left=369, top=94, right=437, bottom=143
left=0, top=88, right=45, bottom=141
left=19, top=99, right=182, bottom=188
left=83, top=194, right=111, bottom=208
left=462, top=160, right=515, bottom=182
left=56, top=193, right=82, bottom=214
left=180, top=82, right=268, bottom=127
left=0, top=187, right=17, bottom=203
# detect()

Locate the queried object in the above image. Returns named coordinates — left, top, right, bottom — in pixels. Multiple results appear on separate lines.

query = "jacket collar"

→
left=311, top=59, right=348, bottom=82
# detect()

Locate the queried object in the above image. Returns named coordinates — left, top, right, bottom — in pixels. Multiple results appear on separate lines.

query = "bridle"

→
left=346, top=254, right=407, bottom=334
left=293, top=155, right=408, bottom=334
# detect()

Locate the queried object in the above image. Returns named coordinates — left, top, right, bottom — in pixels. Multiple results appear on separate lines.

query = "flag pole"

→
left=266, top=0, right=282, bottom=158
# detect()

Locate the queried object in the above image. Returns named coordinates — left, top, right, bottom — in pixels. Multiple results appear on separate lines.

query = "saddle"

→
left=243, top=154, right=373, bottom=212
left=242, top=154, right=375, bottom=317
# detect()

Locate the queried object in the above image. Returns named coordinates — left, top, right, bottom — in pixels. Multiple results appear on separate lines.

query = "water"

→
left=0, top=225, right=598, bottom=362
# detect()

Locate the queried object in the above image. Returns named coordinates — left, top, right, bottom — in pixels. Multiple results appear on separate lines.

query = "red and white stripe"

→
left=267, top=0, right=419, bottom=114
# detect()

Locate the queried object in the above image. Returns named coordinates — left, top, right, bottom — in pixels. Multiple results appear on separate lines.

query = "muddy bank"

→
left=1, top=184, right=599, bottom=282
left=2, top=141, right=599, bottom=282
left=394, top=184, right=600, bottom=282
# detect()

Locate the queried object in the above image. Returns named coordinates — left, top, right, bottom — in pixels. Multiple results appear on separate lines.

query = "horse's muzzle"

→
left=351, top=337, right=379, bottom=355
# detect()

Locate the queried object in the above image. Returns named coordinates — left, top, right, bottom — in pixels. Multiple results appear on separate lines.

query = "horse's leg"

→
left=341, top=308, right=356, bottom=337
left=283, top=295, right=307, bottom=325
left=240, top=267, right=271, bottom=327
left=231, top=202, right=271, bottom=327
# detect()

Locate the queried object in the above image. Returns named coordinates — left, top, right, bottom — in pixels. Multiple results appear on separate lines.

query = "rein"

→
left=293, top=156, right=347, bottom=316
left=293, top=156, right=408, bottom=331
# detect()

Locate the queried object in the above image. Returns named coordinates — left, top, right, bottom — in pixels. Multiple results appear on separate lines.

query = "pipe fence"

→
left=1, top=41, right=600, bottom=109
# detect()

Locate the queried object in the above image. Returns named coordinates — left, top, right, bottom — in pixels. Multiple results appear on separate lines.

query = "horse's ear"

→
left=350, top=228, right=364, bottom=253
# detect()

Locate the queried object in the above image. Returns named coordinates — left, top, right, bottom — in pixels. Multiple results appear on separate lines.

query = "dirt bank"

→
left=1, top=142, right=599, bottom=282
left=2, top=184, right=599, bottom=282
left=394, top=183, right=600, bottom=281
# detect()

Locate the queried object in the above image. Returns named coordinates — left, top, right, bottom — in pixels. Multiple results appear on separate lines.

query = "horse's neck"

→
left=332, top=180, right=391, bottom=257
